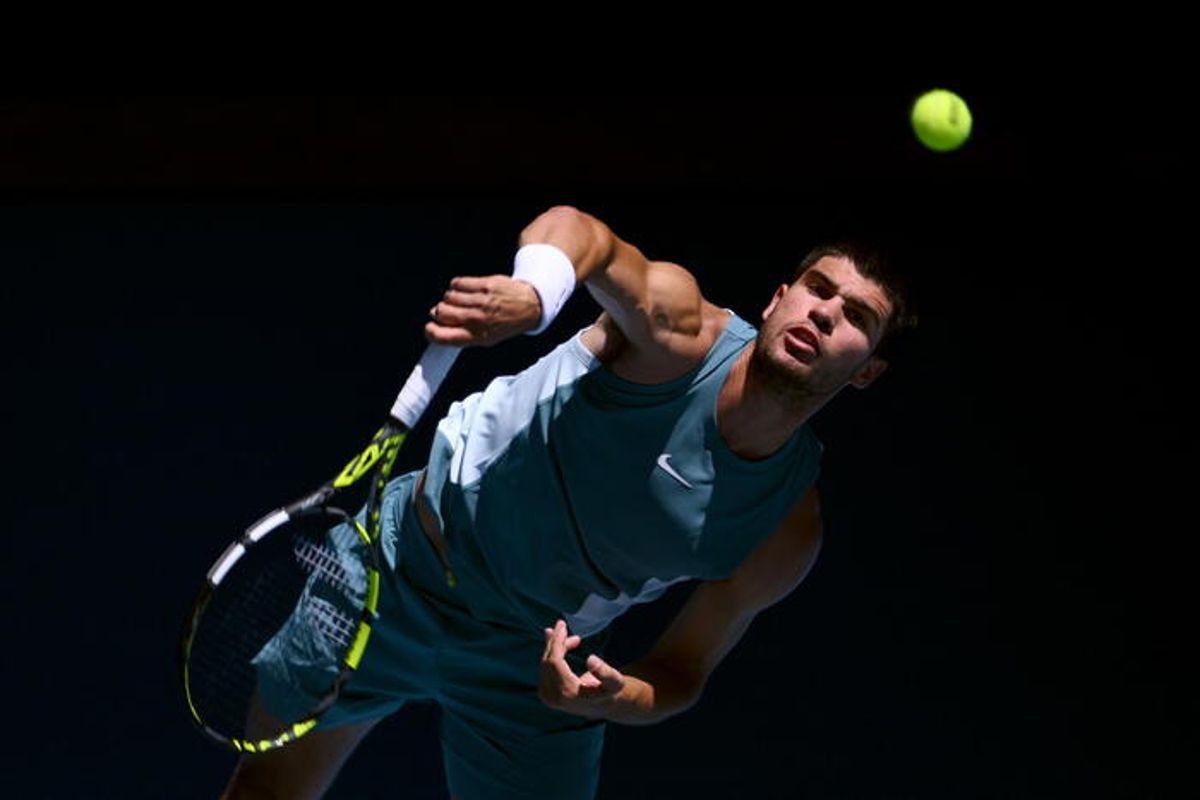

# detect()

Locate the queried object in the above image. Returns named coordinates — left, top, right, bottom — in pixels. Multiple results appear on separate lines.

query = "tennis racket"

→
left=180, top=342, right=460, bottom=753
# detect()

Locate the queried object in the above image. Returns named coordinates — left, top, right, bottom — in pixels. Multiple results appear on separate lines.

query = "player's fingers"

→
left=579, top=672, right=602, bottom=689
left=543, top=621, right=569, bottom=660
left=540, top=621, right=585, bottom=705
left=424, top=321, right=473, bottom=346
left=449, top=275, right=491, bottom=293
left=551, top=619, right=569, bottom=655
left=431, top=302, right=484, bottom=326
left=541, top=643, right=579, bottom=691
left=586, top=655, right=625, bottom=693
left=551, top=620, right=579, bottom=663
left=441, top=289, right=488, bottom=308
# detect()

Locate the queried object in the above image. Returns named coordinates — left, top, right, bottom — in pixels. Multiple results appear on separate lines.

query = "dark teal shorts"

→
left=255, top=470, right=609, bottom=800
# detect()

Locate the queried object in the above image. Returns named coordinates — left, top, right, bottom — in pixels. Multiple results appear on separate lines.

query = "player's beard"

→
left=747, top=330, right=828, bottom=413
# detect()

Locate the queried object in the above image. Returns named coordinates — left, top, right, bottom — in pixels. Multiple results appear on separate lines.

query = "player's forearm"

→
left=602, top=658, right=701, bottom=726
left=518, top=205, right=616, bottom=285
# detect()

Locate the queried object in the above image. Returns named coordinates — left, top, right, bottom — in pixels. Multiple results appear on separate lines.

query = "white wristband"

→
left=513, top=243, right=576, bottom=335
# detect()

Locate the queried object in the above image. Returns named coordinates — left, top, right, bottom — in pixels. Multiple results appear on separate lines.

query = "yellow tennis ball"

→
left=910, top=89, right=972, bottom=152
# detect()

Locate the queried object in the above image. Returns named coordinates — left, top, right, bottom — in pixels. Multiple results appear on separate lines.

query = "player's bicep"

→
left=583, top=234, right=705, bottom=355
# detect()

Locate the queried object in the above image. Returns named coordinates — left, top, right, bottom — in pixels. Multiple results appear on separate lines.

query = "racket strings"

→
left=292, top=535, right=364, bottom=648
left=187, top=520, right=369, bottom=739
left=301, top=595, right=358, bottom=648
left=292, top=537, right=356, bottom=599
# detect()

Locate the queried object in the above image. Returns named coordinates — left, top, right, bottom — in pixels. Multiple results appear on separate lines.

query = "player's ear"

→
left=849, top=355, right=888, bottom=389
left=762, top=284, right=789, bottom=321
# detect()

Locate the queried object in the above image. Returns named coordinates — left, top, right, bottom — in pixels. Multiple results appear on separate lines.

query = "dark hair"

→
left=791, top=241, right=919, bottom=365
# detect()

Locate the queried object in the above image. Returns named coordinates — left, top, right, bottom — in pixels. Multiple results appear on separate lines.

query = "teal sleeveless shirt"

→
left=418, top=310, right=824, bottom=636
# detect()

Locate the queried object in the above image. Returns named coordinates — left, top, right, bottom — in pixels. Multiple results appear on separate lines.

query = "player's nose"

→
left=808, top=307, right=833, bottom=336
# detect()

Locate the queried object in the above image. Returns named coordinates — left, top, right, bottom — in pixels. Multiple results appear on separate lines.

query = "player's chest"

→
left=552, top=407, right=730, bottom=560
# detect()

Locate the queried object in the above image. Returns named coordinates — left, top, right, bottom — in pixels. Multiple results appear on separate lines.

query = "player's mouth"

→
left=784, top=326, right=820, bottom=362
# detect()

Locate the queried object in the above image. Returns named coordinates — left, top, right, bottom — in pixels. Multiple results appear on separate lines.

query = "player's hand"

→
left=424, top=275, right=542, bottom=347
left=538, top=619, right=626, bottom=718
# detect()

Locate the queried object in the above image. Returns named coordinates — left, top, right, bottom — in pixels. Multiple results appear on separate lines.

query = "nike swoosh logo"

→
left=656, top=453, right=693, bottom=489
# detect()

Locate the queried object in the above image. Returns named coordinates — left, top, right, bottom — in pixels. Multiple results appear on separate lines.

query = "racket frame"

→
left=180, top=421, right=408, bottom=753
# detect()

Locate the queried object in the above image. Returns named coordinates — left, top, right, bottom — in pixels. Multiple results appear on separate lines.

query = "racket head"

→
left=180, top=504, right=382, bottom=753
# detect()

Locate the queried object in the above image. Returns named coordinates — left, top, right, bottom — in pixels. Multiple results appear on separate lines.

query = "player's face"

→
left=756, top=256, right=893, bottom=396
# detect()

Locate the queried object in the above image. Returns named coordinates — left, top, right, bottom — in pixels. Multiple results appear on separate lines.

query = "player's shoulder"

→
left=581, top=296, right=733, bottom=382
left=644, top=258, right=730, bottom=339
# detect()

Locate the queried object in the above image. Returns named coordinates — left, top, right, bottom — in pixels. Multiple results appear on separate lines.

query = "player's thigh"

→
left=221, top=716, right=380, bottom=800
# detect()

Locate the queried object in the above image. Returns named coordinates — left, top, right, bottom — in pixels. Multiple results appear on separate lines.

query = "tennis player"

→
left=222, top=205, right=915, bottom=799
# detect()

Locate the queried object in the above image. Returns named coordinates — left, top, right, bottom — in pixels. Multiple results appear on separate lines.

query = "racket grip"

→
left=390, top=343, right=461, bottom=428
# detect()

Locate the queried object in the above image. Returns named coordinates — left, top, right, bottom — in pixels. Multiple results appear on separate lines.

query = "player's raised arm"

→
left=518, top=205, right=707, bottom=356
left=425, top=205, right=709, bottom=357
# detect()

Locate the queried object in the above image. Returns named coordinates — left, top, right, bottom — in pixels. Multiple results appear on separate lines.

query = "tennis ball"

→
left=910, top=89, right=972, bottom=152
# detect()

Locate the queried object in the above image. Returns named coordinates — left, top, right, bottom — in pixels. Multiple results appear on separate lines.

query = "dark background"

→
left=0, top=95, right=1185, bottom=798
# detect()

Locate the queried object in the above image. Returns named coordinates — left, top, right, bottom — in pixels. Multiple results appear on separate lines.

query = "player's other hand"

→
left=538, top=619, right=626, bottom=719
left=424, top=275, right=542, bottom=347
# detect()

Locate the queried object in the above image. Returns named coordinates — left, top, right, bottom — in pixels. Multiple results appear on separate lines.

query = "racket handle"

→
left=390, top=343, right=462, bottom=428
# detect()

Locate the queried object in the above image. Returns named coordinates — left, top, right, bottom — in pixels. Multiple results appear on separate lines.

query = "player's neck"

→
left=717, top=346, right=825, bottom=460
